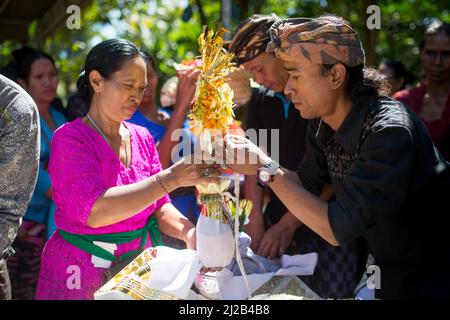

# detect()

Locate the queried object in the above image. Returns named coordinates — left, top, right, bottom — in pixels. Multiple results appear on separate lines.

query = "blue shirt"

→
left=25, top=108, right=67, bottom=234
left=129, top=110, right=167, bottom=143
left=274, top=92, right=291, bottom=119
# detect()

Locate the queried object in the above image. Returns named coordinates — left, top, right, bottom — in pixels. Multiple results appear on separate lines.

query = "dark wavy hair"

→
left=320, top=64, right=390, bottom=103
left=77, top=39, right=145, bottom=103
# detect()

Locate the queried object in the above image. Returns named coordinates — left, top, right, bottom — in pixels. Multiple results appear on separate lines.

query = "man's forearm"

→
left=276, top=181, right=334, bottom=232
left=280, top=210, right=302, bottom=228
left=269, top=168, right=339, bottom=246
left=244, top=175, right=264, bottom=220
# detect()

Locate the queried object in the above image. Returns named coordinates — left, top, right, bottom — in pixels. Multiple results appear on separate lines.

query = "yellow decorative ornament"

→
left=189, top=27, right=252, bottom=299
left=188, top=26, right=236, bottom=155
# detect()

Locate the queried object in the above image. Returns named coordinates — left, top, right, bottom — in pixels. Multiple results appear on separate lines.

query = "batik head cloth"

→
left=229, top=14, right=280, bottom=65
left=267, top=16, right=365, bottom=67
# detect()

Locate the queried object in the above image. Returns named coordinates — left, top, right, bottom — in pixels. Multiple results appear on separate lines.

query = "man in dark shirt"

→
left=224, top=15, right=450, bottom=299
left=245, top=88, right=307, bottom=247
left=229, top=14, right=308, bottom=256
left=229, top=14, right=359, bottom=299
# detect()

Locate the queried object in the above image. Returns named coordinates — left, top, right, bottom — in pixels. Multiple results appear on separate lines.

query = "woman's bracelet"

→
left=156, top=174, right=170, bottom=194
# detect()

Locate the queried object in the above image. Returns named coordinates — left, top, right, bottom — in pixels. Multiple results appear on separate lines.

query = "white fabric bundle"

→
left=195, top=179, right=236, bottom=268
left=94, top=246, right=202, bottom=300
left=196, top=212, right=235, bottom=268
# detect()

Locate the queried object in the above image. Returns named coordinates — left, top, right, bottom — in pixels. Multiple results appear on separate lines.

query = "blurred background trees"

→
left=1, top=0, right=448, bottom=101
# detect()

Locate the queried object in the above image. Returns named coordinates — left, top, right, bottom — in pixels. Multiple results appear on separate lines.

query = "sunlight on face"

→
left=282, top=60, right=337, bottom=119
left=26, top=58, right=59, bottom=105
left=241, top=53, right=288, bottom=92
left=99, top=56, right=148, bottom=122
left=141, top=63, right=158, bottom=106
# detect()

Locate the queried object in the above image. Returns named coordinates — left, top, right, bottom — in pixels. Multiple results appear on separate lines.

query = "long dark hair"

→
left=76, top=39, right=145, bottom=104
left=12, top=46, right=56, bottom=83
left=321, top=64, right=390, bottom=103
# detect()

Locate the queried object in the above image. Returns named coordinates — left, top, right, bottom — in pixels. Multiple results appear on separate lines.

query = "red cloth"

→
left=393, top=84, right=450, bottom=159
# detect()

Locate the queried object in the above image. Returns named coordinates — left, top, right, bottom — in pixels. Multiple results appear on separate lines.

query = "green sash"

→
left=58, top=216, right=163, bottom=262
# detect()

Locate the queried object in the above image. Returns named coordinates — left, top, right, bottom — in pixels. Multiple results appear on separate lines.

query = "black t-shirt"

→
left=246, top=87, right=308, bottom=221
left=297, top=95, right=450, bottom=299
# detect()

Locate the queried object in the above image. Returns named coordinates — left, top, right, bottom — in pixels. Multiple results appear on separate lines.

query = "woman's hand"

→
left=174, top=68, right=200, bottom=113
left=156, top=68, right=200, bottom=169
left=162, top=157, right=221, bottom=191
left=223, top=134, right=272, bottom=176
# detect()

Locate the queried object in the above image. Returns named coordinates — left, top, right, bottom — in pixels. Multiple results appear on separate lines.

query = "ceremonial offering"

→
left=187, top=27, right=254, bottom=299
left=94, top=246, right=202, bottom=300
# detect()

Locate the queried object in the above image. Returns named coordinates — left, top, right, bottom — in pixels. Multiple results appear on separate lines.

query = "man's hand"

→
left=256, top=221, right=295, bottom=259
left=256, top=212, right=302, bottom=259
left=244, top=210, right=266, bottom=252
left=223, top=134, right=271, bottom=176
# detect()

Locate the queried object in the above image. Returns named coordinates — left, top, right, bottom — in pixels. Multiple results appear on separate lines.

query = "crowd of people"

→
left=0, top=13, right=449, bottom=300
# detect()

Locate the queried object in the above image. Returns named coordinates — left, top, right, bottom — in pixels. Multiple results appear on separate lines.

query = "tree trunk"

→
left=195, top=0, right=208, bottom=27
left=362, top=0, right=378, bottom=67
left=238, top=0, right=249, bottom=21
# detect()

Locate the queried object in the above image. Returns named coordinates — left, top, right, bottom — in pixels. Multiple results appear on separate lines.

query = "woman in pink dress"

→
left=35, top=39, right=220, bottom=300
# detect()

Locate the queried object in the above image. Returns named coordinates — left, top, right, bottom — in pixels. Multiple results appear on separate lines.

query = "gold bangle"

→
left=156, top=174, right=169, bottom=194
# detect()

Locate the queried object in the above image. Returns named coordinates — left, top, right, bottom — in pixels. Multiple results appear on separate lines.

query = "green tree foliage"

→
left=0, top=0, right=448, bottom=102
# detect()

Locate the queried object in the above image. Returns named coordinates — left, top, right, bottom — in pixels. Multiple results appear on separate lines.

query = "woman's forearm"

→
left=87, top=169, right=176, bottom=228
left=244, top=175, right=265, bottom=222
left=269, top=168, right=339, bottom=246
left=153, top=203, right=195, bottom=242
left=157, top=108, right=187, bottom=168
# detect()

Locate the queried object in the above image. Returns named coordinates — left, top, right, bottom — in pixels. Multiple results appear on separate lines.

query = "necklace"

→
left=86, top=113, right=128, bottom=166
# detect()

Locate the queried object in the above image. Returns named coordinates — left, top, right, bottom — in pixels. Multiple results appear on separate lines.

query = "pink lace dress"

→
left=35, top=118, right=170, bottom=300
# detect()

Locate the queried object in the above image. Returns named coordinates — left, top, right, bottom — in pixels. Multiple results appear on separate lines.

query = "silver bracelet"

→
left=156, top=174, right=169, bottom=194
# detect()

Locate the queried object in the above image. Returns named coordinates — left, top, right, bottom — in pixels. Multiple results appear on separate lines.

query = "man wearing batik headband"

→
left=229, top=14, right=358, bottom=300
left=225, top=15, right=450, bottom=299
